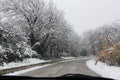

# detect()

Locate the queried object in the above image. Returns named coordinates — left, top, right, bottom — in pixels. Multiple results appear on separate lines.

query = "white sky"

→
left=51, top=0, right=120, bottom=35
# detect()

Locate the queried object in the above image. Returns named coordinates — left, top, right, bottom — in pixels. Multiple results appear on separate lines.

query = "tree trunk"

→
left=30, top=32, right=36, bottom=46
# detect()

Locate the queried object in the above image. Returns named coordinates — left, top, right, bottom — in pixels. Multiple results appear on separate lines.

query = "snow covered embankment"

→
left=6, top=64, right=51, bottom=75
left=86, top=59, right=120, bottom=80
left=0, top=58, right=48, bottom=70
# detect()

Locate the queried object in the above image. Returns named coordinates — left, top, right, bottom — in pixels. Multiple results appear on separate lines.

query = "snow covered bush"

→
left=4, top=48, right=23, bottom=62
left=17, top=42, right=38, bottom=58
left=0, top=26, right=40, bottom=65
left=0, top=41, right=39, bottom=65
left=0, top=45, right=18, bottom=64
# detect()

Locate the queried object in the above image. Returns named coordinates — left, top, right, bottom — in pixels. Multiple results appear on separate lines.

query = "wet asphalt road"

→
left=19, top=58, right=99, bottom=77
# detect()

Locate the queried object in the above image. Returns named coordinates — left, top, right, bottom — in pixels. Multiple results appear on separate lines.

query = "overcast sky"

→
left=51, top=0, right=120, bottom=35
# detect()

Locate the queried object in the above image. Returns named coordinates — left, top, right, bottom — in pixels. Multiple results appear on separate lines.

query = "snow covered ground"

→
left=61, top=56, right=93, bottom=60
left=61, top=57, right=75, bottom=59
left=86, top=59, right=120, bottom=80
left=0, top=58, right=49, bottom=70
left=6, top=64, right=51, bottom=75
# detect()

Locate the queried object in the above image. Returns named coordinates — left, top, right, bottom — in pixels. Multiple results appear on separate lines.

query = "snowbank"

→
left=86, top=59, right=120, bottom=80
left=6, top=64, right=51, bottom=75
left=62, top=56, right=93, bottom=60
left=61, top=57, right=75, bottom=59
left=0, top=58, right=48, bottom=70
left=0, top=45, right=2, bottom=49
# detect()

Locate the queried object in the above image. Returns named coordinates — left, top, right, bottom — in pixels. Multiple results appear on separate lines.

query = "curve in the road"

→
left=19, top=58, right=100, bottom=77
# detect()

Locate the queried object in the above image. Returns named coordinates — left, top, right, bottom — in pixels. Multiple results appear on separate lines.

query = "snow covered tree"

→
left=0, top=0, right=82, bottom=60
left=82, top=23, right=120, bottom=56
left=0, top=0, right=46, bottom=46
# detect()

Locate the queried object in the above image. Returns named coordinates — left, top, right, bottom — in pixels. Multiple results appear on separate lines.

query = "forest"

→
left=0, top=0, right=82, bottom=64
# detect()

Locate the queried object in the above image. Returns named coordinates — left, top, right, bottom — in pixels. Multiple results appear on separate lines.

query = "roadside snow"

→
left=0, top=58, right=48, bottom=70
left=0, top=45, right=2, bottom=49
left=86, top=59, right=120, bottom=80
left=6, top=64, right=51, bottom=75
left=62, top=56, right=93, bottom=61
left=61, top=57, right=75, bottom=59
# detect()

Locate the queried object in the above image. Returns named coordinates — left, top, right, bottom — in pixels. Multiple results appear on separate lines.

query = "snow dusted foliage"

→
left=0, top=42, right=39, bottom=65
left=17, top=42, right=37, bottom=57
left=82, top=23, right=120, bottom=56
left=0, top=26, right=38, bottom=63
left=0, top=0, right=82, bottom=61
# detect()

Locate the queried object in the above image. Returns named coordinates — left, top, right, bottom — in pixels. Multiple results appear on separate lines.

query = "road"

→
left=19, top=58, right=99, bottom=77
